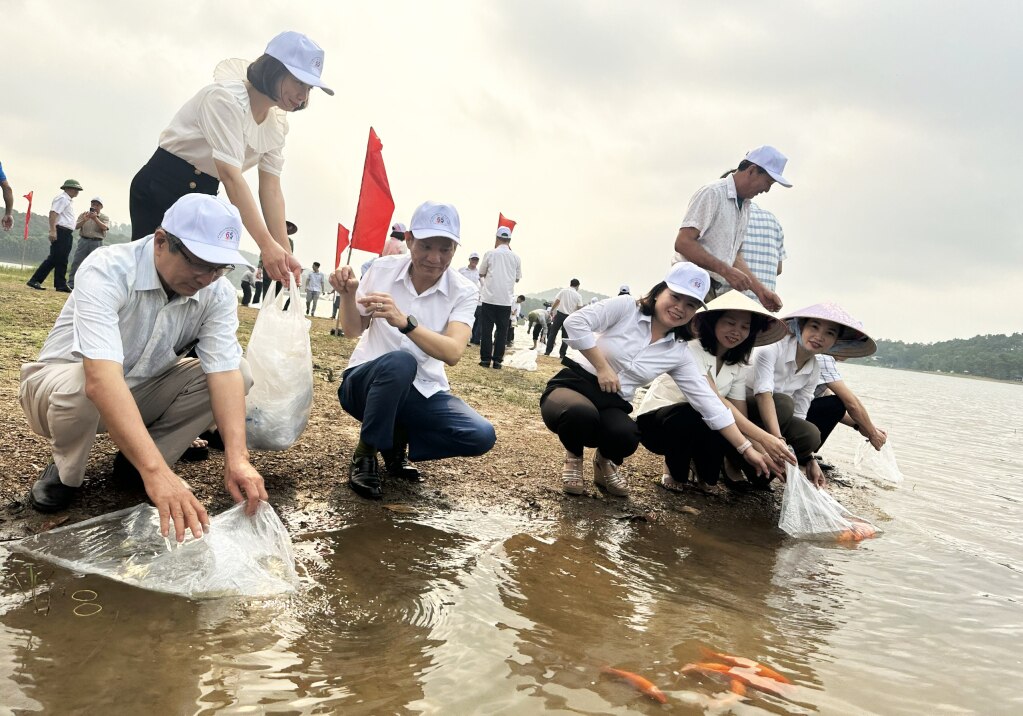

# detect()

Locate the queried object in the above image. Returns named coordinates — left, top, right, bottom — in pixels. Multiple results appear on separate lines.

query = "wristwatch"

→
left=399, top=315, right=419, bottom=335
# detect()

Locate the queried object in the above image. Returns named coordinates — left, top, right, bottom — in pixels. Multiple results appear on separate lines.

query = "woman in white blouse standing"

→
left=539, top=262, right=770, bottom=497
left=129, top=31, right=333, bottom=283
left=635, top=291, right=795, bottom=492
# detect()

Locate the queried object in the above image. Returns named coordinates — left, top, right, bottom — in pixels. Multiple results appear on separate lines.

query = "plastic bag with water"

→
left=778, top=464, right=880, bottom=542
left=854, top=438, right=904, bottom=484
left=10, top=501, right=298, bottom=599
left=504, top=348, right=538, bottom=371
left=245, top=276, right=313, bottom=450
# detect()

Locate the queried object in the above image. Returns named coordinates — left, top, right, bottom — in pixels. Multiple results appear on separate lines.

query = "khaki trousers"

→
left=19, top=358, right=251, bottom=487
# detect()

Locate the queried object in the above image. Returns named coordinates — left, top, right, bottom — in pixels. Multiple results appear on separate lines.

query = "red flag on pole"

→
left=335, top=223, right=350, bottom=268
left=350, top=127, right=394, bottom=255
left=497, top=212, right=516, bottom=233
left=23, top=191, right=33, bottom=240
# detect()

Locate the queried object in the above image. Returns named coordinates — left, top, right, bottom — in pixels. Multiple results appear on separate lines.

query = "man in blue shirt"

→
left=0, top=161, right=13, bottom=231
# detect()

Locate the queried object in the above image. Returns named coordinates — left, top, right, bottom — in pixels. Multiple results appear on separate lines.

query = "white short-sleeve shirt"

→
left=637, top=340, right=750, bottom=415
left=553, top=286, right=583, bottom=316
left=478, top=245, right=521, bottom=306
left=51, top=192, right=76, bottom=230
left=34, top=237, right=242, bottom=386
left=346, top=255, right=479, bottom=398
left=563, top=296, right=734, bottom=430
left=159, top=71, right=287, bottom=179
left=673, top=175, right=751, bottom=283
left=748, top=333, right=820, bottom=420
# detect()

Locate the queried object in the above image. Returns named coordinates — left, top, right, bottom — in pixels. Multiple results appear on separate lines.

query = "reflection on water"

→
left=1, top=366, right=1021, bottom=714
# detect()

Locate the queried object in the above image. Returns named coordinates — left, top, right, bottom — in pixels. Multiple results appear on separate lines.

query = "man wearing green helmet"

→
left=28, top=179, right=83, bottom=292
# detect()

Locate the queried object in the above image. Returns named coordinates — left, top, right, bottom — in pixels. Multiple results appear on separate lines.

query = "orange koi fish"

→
left=681, top=662, right=793, bottom=699
left=698, top=647, right=792, bottom=684
left=600, top=666, right=668, bottom=704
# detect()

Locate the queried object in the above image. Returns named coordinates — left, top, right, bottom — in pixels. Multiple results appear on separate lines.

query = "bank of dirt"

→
left=0, top=268, right=792, bottom=543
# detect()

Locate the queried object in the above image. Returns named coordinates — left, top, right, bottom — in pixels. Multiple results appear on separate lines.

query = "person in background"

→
left=67, top=197, right=110, bottom=290
left=507, top=294, right=526, bottom=347
left=28, top=179, right=82, bottom=292
left=459, top=252, right=483, bottom=346
left=741, top=302, right=877, bottom=489
left=636, top=291, right=794, bottom=493
left=527, top=302, right=551, bottom=350
left=618, top=284, right=630, bottom=296
left=1, top=160, right=14, bottom=231
left=478, top=226, right=522, bottom=368
left=128, top=31, right=333, bottom=287
left=251, top=266, right=263, bottom=304
left=540, top=262, right=770, bottom=497
left=240, top=266, right=255, bottom=306
left=305, top=261, right=325, bottom=315
left=361, top=223, right=409, bottom=277
left=544, top=278, right=583, bottom=358
left=19, top=194, right=267, bottom=539
left=262, top=219, right=298, bottom=305
left=331, top=201, right=495, bottom=500
left=807, top=354, right=887, bottom=468
left=673, top=146, right=791, bottom=310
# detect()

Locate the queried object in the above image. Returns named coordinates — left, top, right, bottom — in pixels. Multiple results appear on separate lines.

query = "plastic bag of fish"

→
left=11, top=501, right=298, bottom=598
left=504, top=348, right=539, bottom=371
left=854, top=437, right=904, bottom=485
left=778, top=464, right=879, bottom=542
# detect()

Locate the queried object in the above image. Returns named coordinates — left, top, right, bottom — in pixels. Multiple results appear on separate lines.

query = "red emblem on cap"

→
left=432, top=213, right=447, bottom=226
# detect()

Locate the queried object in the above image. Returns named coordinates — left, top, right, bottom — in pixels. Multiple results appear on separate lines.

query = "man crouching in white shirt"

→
left=331, top=200, right=497, bottom=499
left=19, top=194, right=268, bottom=541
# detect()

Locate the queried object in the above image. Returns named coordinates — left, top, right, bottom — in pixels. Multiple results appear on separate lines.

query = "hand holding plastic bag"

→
left=245, top=276, right=313, bottom=450
left=854, top=437, right=904, bottom=485
left=779, top=464, right=879, bottom=542
left=11, top=502, right=298, bottom=599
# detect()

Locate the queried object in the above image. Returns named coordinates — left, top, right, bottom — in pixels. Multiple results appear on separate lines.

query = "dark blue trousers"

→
left=339, top=351, right=496, bottom=461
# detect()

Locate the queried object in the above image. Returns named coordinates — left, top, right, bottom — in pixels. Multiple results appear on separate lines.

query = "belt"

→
left=145, top=147, right=219, bottom=193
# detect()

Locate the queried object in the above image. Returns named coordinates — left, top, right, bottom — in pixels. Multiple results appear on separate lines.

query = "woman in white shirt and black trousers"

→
left=539, top=262, right=771, bottom=497
left=128, top=31, right=333, bottom=285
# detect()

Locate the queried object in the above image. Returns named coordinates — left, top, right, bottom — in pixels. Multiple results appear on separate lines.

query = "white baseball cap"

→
left=744, top=145, right=792, bottom=187
left=90, top=197, right=103, bottom=205
left=161, top=194, right=253, bottom=268
left=409, top=201, right=460, bottom=244
left=664, top=262, right=710, bottom=308
left=264, top=31, right=334, bottom=96
left=390, top=222, right=407, bottom=233
left=619, top=284, right=630, bottom=293
left=496, top=226, right=512, bottom=239
left=469, top=251, right=480, bottom=259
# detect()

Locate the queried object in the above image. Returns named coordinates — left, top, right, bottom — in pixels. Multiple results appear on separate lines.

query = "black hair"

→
left=736, top=159, right=768, bottom=175
left=569, top=278, right=580, bottom=287
left=638, top=281, right=694, bottom=341
left=517, top=295, right=526, bottom=302
left=247, top=55, right=307, bottom=111
left=694, top=310, right=768, bottom=365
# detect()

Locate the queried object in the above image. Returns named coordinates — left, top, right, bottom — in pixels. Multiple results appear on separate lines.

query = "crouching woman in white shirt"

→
left=635, top=291, right=795, bottom=492
left=539, top=263, right=770, bottom=497
left=744, top=302, right=877, bottom=488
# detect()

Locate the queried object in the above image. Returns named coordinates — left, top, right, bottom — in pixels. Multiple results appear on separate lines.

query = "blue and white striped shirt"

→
left=727, top=202, right=786, bottom=300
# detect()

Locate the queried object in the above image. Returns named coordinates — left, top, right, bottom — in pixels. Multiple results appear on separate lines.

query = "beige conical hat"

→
left=696, top=290, right=789, bottom=346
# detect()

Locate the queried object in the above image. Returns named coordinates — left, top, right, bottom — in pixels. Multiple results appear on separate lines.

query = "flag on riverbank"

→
left=350, top=127, right=394, bottom=256
left=335, top=223, right=350, bottom=269
left=498, top=212, right=516, bottom=234
left=22, top=192, right=33, bottom=240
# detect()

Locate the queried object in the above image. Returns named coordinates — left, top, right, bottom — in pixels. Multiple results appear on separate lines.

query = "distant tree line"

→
left=851, top=333, right=1023, bottom=382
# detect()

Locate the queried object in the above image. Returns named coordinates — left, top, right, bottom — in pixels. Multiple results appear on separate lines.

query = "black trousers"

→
left=470, top=305, right=482, bottom=344
left=637, top=402, right=730, bottom=484
left=806, top=394, right=847, bottom=449
left=129, top=148, right=219, bottom=240
left=545, top=311, right=570, bottom=357
left=479, top=303, right=511, bottom=365
left=241, top=282, right=252, bottom=306
left=30, top=226, right=74, bottom=289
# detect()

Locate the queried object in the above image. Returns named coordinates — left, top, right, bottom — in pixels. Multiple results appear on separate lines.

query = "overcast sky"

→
left=4, top=1, right=1019, bottom=342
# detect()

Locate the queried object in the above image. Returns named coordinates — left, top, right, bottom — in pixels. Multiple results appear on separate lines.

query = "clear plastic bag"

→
left=245, top=276, right=313, bottom=450
left=10, top=501, right=298, bottom=599
left=854, top=438, right=904, bottom=484
left=779, top=464, right=879, bottom=542
left=504, top=348, right=538, bottom=371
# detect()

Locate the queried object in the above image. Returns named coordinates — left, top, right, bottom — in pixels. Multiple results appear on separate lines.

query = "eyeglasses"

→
left=167, top=235, right=234, bottom=277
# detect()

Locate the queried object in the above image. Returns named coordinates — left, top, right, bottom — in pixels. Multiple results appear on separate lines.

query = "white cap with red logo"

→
left=161, top=194, right=253, bottom=268
left=409, top=201, right=461, bottom=244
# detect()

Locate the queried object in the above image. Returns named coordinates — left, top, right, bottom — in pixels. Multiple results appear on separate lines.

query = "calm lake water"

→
left=1, top=364, right=1020, bottom=715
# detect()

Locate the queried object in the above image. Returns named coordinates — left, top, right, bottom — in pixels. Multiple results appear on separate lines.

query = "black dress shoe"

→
left=55, top=286, right=72, bottom=293
left=29, top=463, right=78, bottom=512
left=492, top=362, right=503, bottom=369
left=348, top=455, right=382, bottom=499
left=26, top=281, right=45, bottom=290
left=479, top=361, right=491, bottom=368
left=382, top=452, right=423, bottom=482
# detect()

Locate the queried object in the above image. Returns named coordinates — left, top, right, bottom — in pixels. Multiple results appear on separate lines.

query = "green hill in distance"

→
left=850, top=334, right=1023, bottom=383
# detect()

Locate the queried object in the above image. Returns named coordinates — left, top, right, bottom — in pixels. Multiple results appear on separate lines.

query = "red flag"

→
left=23, top=191, right=33, bottom=241
left=335, top=222, right=350, bottom=268
left=350, top=127, right=394, bottom=255
left=497, top=212, right=517, bottom=233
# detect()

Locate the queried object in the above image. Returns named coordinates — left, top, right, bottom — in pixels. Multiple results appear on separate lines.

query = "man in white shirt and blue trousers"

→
left=477, top=226, right=522, bottom=369
left=331, top=201, right=497, bottom=500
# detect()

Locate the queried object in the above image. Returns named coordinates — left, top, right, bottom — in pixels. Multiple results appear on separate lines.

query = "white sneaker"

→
left=593, top=449, right=628, bottom=497
left=562, top=452, right=584, bottom=495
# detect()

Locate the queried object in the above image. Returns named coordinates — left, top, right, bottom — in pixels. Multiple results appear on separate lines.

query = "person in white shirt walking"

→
left=28, top=179, right=83, bottom=292
left=331, top=201, right=496, bottom=500
left=458, top=252, right=483, bottom=345
left=305, top=261, right=325, bottom=315
left=478, top=226, right=522, bottom=368
left=544, top=278, right=583, bottom=359
left=19, top=194, right=268, bottom=540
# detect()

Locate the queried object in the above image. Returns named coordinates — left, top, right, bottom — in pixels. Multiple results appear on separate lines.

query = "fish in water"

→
left=681, top=662, right=794, bottom=699
left=600, top=666, right=668, bottom=704
left=698, top=647, right=792, bottom=684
